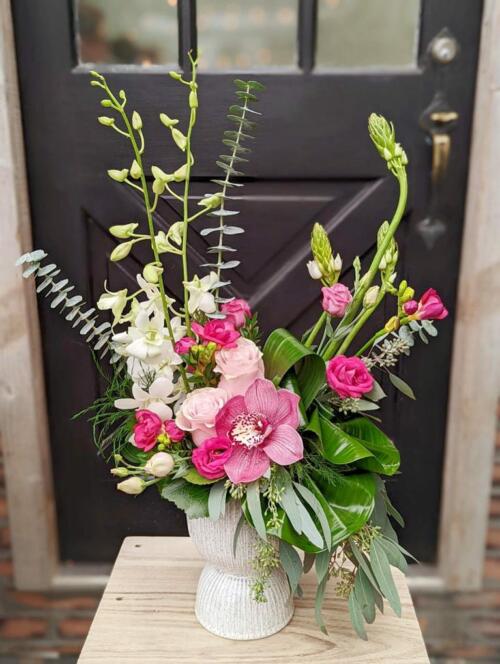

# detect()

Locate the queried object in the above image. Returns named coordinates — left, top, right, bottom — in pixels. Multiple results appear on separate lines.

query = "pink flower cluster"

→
left=133, top=410, right=184, bottom=452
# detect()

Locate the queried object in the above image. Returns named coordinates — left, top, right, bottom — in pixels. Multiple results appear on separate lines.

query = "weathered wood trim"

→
left=0, top=0, right=58, bottom=589
left=438, top=0, right=500, bottom=589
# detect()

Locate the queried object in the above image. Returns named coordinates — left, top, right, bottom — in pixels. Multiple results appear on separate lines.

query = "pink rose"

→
left=192, top=320, right=240, bottom=349
left=214, top=338, right=265, bottom=397
left=192, top=436, right=233, bottom=480
left=415, top=288, right=448, bottom=320
left=175, top=387, right=228, bottom=445
left=133, top=409, right=162, bottom=451
left=221, top=299, right=252, bottom=329
left=164, top=420, right=185, bottom=442
left=322, top=284, right=352, bottom=317
left=326, top=356, right=374, bottom=399
left=175, top=336, right=196, bottom=355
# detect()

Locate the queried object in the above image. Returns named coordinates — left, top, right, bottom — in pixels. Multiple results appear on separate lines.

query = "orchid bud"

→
left=111, top=467, right=129, bottom=478
left=132, top=111, right=142, bottom=130
left=143, top=263, right=164, bottom=284
left=110, top=241, right=133, bottom=262
left=189, top=90, right=198, bottom=108
left=109, top=223, right=138, bottom=239
left=117, top=477, right=145, bottom=495
left=169, top=71, right=182, bottom=81
left=101, top=99, right=113, bottom=108
left=130, top=159, right=141, bottom=180
left=144, top=452, right=175, bottom=478
left=168, top=222, right=183, bottom=246
left=151, top=165, right=174, bottom=183
left=98, top=116, right=115, bottom=127
left=108, top=168, right=129, bottom=183
left=173, top=164, right=187, bottom=182
left=363, top=286, right=380, bottom=307
left=307, top=260, right=322, bottom=280
left=171, top=127, right=187, bottom=151
left=198, top=194, right=221, bottom=209
left=159, top=113, right=179, bottom=128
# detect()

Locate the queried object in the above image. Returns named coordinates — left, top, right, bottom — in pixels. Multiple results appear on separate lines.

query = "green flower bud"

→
left=111, top=467, right=130, bottom=478
left=130, top=159, right=142, bottom=180
left=98, top=116, right=115, bottom=126
left=368, top=113, right=408, bottom=174
left=398, top=280, right=408, bottom=296
left=189, top=90, right=198, bottom=108
left=173, top=163, right=187, bottom=182
left=311, top=223, right=335, bottom=285
left=132, top=110, right=142, bottom=130
left=110, top=241, right=133, bottom=262
left=108, top=168, right=129, bottom=183
left=169, top=71, right=182, bottom=80
left=151, top=165, right=174, bottom=183
left=363, top=285, right=380, bottom=307
left=143, top=262, right=164, bottom=283
left=109, top=223, right=138, bottom=239
left=159, top=113, right=179, bottom=128
left=171, top=127, right=187, bottom=151
left=152, top=179, right=165, bottom=195
left=402, top=286, right=415, bottom=303
left=198, top=194, right=221, bottom=209
left=101, top=99, right=113, bottom=108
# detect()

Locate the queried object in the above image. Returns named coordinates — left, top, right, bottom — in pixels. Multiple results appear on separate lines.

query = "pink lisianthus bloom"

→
left=175, top=336, right=196, bottom=355
left=326, top=356, right=374, bottom=399
left=192, top=436, right=233, bottom=480
left=213, top=378, right=303, bottom=484
left=214, top=338, right=265, bottom=398
left=192, top=320, right=240, bottom=349
left=321, top=283, right=352, bottom=317
left=164, top=420, right=185, bottom=442
left=133, top=409, right=163, bottom=452
left=404, top=288, right=448, bottom=320
left=221, top=298, right=252, bottom=329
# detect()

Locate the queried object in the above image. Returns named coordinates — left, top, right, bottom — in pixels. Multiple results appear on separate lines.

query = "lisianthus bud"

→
left=110, top=241, right=133, bottom=262
left=144, top=452, right=174, bottom=478
left=307, top=260, right=322, bottom=280
left=111, top=467, right=129, bottom=478
left=117, top=477, right=145, bottom=495
left=109, top=223, right=138, bottom=239
left=363, top=286, right=380, bottom=307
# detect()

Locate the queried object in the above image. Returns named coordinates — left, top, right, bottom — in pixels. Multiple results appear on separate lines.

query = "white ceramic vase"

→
left=187, top=500, right=294, bottom=640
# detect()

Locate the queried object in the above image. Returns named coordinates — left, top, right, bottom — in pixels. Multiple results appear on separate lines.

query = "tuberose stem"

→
left=304, top=311, right=327, bottom=348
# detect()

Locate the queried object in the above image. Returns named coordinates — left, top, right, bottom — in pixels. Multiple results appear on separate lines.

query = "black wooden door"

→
left=12, top=0, right=482, bottom=563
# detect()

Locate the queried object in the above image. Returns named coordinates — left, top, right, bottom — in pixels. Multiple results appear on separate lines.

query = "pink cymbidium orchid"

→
left=213, top=378, right=303, bottom=484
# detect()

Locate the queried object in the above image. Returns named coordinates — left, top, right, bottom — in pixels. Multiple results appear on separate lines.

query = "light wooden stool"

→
left=79, top=536, right=429, bottom=663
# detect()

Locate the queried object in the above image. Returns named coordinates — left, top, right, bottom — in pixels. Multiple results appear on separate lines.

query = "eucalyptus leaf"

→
left=294, top=482, right=332, bottom=549
left=246, top=481, right=267, bottom=540
left=369, top=538, right=401, bottom=617
left=314, top=577, right=329, bottom=635
left=207, top=481, right=228, bottom=521
left=354, top=568, right=376, bottom=624
left=279, top=541, right=303, bottom=595
left=348, top=591, right=368, bottom=640
left=380, top=536, right=408, bottom=573
left=388, top=372, right=416, bottom=400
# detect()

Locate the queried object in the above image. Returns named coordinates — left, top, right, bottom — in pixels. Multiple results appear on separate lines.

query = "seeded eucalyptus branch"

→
left=201, top=79, right=265, bottom=302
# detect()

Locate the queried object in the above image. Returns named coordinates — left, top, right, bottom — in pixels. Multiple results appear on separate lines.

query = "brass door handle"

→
left=429, top=110, right=459, bottom=183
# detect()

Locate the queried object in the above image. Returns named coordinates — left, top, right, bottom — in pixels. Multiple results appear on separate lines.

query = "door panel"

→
left=12, top=0, right=483, bottom=562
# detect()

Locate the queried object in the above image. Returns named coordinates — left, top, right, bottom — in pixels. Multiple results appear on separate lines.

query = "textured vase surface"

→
left=187, top=500, right=294, bottom=640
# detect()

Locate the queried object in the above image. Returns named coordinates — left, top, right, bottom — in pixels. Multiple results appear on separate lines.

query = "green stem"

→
left=214, top=84, right=251, bottom=300
left=322, top=170, right=408, bottom=360
left=336, top=289, right=385, bottom=356
left=304, top=311, right=327, bottom=348
left=181, top=57, right=198, bottom=335
left=356, top=329, right=387, bottom=357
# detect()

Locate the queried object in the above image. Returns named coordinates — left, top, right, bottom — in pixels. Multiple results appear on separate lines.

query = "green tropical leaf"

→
left=263, top=328, right=325, bottom=409
left=161, top=479, right=209, bottom=519
left=338, top=417, right=400, bottom=476
left=183, top=468, right=218, bottom=485
left=308, top=410, right=374, bottom=466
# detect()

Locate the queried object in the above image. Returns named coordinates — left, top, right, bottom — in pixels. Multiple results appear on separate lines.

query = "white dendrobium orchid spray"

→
left=184, top=272, right=219, bottom=314
left=96, top=285, right=128, bottom=326
left=115, top=373, right=179, bottom=420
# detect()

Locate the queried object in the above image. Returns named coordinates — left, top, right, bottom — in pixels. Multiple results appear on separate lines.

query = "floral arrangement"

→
left=18, top=55, right=448, bottom=639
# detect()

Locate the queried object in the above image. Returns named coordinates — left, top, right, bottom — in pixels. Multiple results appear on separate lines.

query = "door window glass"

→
left=76, top=0, right=178, bottom=66
left=316, top=0, right=421, bottom=69
left=197, top=0, right=297, bottom=71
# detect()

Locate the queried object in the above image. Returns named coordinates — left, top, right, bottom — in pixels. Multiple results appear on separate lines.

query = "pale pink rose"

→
left=133, top=409, right=162, bottom=452
left=192, top=320, right=240, bottom=348
left=214, top=338, right=265, bottom=397
left=326, top=356, right=373, bottom=399
left=321, top=283, right=352, bottom=317
left=214, top=378, right=303, bottom=484
left=175, top=387, right=228, bottom=445
left=192, top=436, right=233, bottom=480
left=175, top=336, right=196, bottom=355
left=221, top=299, right=252, bottom=329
